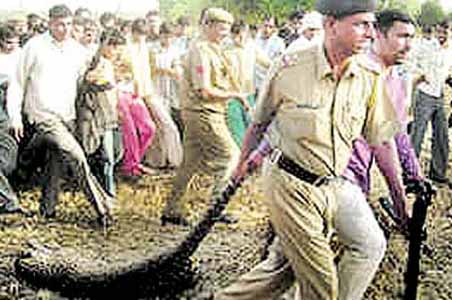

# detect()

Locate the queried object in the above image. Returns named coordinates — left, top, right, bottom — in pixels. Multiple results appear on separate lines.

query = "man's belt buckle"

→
left=269, top=149, right=282, bottom=165
left=313, top=176, right=333, bottom=187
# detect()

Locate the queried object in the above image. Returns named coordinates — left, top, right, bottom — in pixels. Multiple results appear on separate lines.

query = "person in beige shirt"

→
left=215, top=1, right=402, bottom=300
left=161, top=8, right=249, bottom=226
left=225, top=20, right=271, bottom=147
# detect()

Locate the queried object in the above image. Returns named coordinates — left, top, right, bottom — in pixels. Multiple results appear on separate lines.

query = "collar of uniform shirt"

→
left=317, top=46, right=357, bottom=81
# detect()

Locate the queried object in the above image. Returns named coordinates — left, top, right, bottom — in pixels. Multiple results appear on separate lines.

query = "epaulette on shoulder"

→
left=271, top=45, right=318, bottom=80
left=281, top=45, right=318, bottom=69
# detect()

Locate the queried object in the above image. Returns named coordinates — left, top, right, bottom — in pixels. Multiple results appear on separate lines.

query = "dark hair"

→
left=83, top=18, right=97, bottom=32
left=263, top=15, right=278, bottom=28
left=27, top=13, right=42, bottom=26
left=0, top=24, right=19, bottom=43
left=146, top=10, right=159, bottom=18
left=159, top=22, right=175, bottom=35
left=422, top=24, right=433, bottom=34
left=278, top=24, right=291, bottom=41
left=231, top=20, right=248, bottom=35
left=438, top=20, right=449, bottom=30
left=49, top=4, right=72, bottom=20
left=100, top=12, right=116, bottom=28
left=177, top=16, right=190, bottom=27
left=289, top=10, right=305, bottom=22
left=376, top=10, right=415, bottom=35
left=100, top=28, right=125, bottom=46
left=73, top=16, right=87, bottom=27
left=74, top=7, right=92, bottom=19
left=120, top=20, right=132, bottom=31
left=132, top=18, right=147, bottom=35
left=199, top=8, right=208, bottom=25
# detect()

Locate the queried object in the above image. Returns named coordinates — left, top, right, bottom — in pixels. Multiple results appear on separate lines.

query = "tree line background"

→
left=160, top=0, right=452, bottom=27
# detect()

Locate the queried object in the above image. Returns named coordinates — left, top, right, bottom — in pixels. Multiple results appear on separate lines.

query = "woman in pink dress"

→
left=115, top=19, right=156, bottom=176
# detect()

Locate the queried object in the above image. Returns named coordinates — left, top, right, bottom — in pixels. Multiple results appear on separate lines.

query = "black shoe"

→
left=39, top=207, right=56, bottom=219
left=97, top=214, right=114, bottom=228
left=161, top=215, right=190, bottom=227
left=430, top=176, right=451, bottom=187
left=213, top=213, right=238, bottom=225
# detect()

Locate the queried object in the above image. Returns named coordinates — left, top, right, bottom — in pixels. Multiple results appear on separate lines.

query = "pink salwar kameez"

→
left=118, top=91, right=156, bottom=175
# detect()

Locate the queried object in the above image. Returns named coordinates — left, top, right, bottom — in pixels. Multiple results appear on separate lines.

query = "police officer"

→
left=215, top=0, right=401, bottom=299
left=161, top=8, right=249, bottom=226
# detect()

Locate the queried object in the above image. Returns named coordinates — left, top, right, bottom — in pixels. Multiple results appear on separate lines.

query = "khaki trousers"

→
left=163, top=109, right=240, bottom=218
left=216, top=166, right=386, bottom=300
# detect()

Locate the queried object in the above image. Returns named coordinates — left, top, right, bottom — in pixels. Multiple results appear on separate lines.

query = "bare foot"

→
left=138, top=164, right=157, bottom=175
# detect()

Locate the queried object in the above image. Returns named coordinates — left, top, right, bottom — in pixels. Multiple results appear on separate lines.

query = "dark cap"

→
left=316, top=0, right=377, bottom=18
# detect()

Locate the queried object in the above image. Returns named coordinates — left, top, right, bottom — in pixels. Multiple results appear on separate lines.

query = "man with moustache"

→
left=7, top=4, right=114, bottom=226
left=214, top=1, right=403, bottom=299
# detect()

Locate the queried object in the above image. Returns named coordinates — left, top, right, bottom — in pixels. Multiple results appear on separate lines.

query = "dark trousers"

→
left=411, top=90, right=449, bottom=180
left=24, top=118, right=113, bottom=217
left=171, top=107, right=184, bottom=141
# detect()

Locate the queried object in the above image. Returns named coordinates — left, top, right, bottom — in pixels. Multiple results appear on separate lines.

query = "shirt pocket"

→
left=280, top=88, right=324, bottom=110
left=277, top=101, right=326, bottom=141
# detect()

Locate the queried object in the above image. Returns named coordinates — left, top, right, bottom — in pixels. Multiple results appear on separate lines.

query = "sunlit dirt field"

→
left=0, top=127, right=451, bottom=300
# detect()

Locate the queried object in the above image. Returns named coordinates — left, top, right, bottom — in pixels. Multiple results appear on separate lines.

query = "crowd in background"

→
left=0, top=3, right=452, bottom=227
left=0, top=4, right=326, bottom=225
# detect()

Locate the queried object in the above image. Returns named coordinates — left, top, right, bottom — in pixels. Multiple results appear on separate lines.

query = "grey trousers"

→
left=411, top=89, right=449, bottom=180
left=29, top=118, right=113, bottom=218
left=215, top=177, right=386, bottom=300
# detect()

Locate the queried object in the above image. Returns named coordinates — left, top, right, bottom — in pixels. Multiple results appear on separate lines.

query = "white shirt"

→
left=153, top=43, right=182, bottom=109
left=0, top=49, right=22, bottom=84
left=8, top=32, right=89, bottom=127
left=129, top=38, right=153, bottom=97
left=255, top=33, right=285, bottom=89
left=173, top=35, right=190, bottom=59
left=412, top=37, right=452, bottom=98
left=286, top=33, right=323, bottom=53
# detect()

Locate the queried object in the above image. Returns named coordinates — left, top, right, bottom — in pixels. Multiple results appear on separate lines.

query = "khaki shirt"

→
left=182, top=40, right=238, bottom=113
left=225, top=40, right=270, bottom=94
left=127, top=39, right=153, bottom=97
left=254, top=44, right=400, bottom=176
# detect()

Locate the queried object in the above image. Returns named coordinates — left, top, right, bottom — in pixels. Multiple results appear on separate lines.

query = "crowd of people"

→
left=1, top=0, right=452, bottom=299
left=0, top=2, right=325, bottom=226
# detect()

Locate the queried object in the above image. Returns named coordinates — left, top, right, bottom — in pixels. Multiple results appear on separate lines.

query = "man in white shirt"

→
left=286, top=11, right=324, bottom=53
left=411, top=22, right=452, bottom=185
left=8, top=5, right=114, bottom=226
left=254, top=16, right=285, bottom=90
left=173, top=16, right=191, bottom=59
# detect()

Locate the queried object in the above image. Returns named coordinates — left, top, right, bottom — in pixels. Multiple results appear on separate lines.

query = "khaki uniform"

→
left=216, top=44, right=399, bottom=300
left=162, top=39, right=240, bottom=218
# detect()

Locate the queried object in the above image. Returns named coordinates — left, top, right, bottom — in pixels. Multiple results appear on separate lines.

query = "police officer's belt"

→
left=271, top=150, right=327, bottom=187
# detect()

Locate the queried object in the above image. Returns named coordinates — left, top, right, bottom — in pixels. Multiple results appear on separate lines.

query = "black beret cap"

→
left=316, top=0, right=377, bottom=18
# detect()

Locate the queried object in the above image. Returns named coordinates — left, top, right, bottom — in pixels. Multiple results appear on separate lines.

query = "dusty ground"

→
left=0, top=128, right=451, bottom=300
